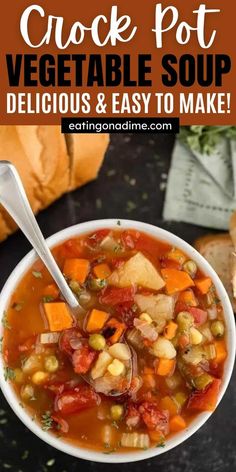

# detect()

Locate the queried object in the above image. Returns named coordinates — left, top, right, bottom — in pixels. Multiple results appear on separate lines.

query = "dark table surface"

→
left=0, top=134, right=235, bottom=472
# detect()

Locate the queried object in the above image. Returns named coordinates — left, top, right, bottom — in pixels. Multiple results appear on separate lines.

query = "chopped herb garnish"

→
left=41, top=411, right=53, bottom=431
left=42, top=296, right=54, bottom=303
left=96, top=279, right=107, bottom=289
left=103, top=442, right=120, bottom=454
left=156, top=441, right=165, bottom=448
left=179, top=125, right=236, bottom=155
left=2, top=311, right=11, bottom=329
left=111, top=421, right=119, bottom=430
left=32, top=270, right=42, bottom=279
left=126, top=200, right=137, bottom=213
left=117, top=220, right=121, bottom=226
left=0, top=336, right=3, bottom=353
left=4, top=367, right=15, bottom=381
left=113, top=244, right=122, bottom=253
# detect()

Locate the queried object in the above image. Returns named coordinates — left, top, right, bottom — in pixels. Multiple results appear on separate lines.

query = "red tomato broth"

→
left=2, top=229, right=227, bottom=453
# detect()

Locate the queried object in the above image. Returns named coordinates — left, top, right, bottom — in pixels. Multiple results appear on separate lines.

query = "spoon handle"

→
left=0, top=161, right=79, bottom=309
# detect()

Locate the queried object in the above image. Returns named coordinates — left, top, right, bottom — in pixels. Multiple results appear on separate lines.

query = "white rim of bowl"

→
left=0, top=219, right=235, bottom=463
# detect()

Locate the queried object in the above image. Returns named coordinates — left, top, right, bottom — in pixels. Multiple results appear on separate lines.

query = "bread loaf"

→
left=0, top=126, right=109, bottom=241
left=66, top=133, right=110, bottom=190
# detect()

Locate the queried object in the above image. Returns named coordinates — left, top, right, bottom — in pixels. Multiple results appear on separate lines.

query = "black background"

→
left=0, top=134, right=235, bottom=472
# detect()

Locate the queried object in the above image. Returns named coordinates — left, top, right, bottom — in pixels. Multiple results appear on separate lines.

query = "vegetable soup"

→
left=2, top=228, right=227, bottom=453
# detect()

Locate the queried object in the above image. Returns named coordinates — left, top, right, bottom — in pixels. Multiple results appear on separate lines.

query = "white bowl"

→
left=0, top=219, right=235, bottom=463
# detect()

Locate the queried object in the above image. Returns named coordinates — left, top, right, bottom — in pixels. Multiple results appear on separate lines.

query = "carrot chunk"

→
left=178, top=289, right=197, bottom=307
left=169, top=415, right=186, bottom=432
left=161, top=269, right=194, bottom=295
left=187, top=379, right=221, bottom=411
left=195, top=277, right=212, bottom=294
left=86, top=309, right=109, bottom=333
left=43, top=284, right=60, bottom=299
left=143, top=373, right=156, bottom=389
left=164, top=321, right=178, bottom=340
left=160, top=396, right=179, bottom=417
left=93, top=263, right=111, bottom=279
left=215, top=340, right=227, bottom=363
left=44, top=302, right=73, bottom=332
left=104, top=317, right=126, bottom=344
left=148, top=430, right=165, bottom=444
left=166, top=248, right=187, bottom=265
left=63, top=258, right=90, bottom=283
left=155, top=358, right=176, bottom=376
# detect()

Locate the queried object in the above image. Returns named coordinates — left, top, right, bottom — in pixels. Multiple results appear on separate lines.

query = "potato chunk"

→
left=134, top=294, right=174, bottom=332
left=108, top=252, right=165, bottom=291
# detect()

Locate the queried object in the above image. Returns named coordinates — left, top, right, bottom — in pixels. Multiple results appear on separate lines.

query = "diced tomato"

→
left=59, top=329, right=82, bottom=357
left=87, top=229, right=110, bottom=247
left=72, top=345, right=97, bottom=374
left=160, top=257, right=182, bottom=270
left=187, top=379, right=221, bottom=411
left=99, top=286, right=136, bottom=306
left=125, top=403, right=141, bottom=428
left=174, top=301, right=189, bottom=315
left=115, top=301, right=136, bottom=327
left=189, top=307, right=207, bottom=325
left=60, top=239, right=83, bottom=258
left=121, top=230, right=140, bottom=250
left=139, top=402, right=169, bottom=433
left=178, top=334, right=190, bottom=349
left=18, top=335, right=37, bottom=352
left=136, top=236, right=170, bottom=259
left=110, top=258, right=125, bottom=269
left=51, top=415, right=69, bottom=433
left=55, top=385, right=101, bottom=415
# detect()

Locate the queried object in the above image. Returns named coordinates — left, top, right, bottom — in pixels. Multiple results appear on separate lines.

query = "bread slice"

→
left=194, top=233, right=236, bottom=312
left=66, top=133, right=109, bottom=190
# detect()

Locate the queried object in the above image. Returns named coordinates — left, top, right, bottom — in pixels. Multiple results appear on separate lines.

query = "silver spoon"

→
left=0, top=161, right=81, bottom=311
left=0, top=161, right=134, bottom=397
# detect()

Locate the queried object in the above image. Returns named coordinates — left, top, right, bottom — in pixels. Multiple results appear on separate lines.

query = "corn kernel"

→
left=44, top=355, right=59, bottom=373
left=190, top=327, right=203, bottom=345
left=107, top=359, right=125, bottom=376
left=31, top=371, right=49, bottom=385
left=139, top=313, right=152, bottom=324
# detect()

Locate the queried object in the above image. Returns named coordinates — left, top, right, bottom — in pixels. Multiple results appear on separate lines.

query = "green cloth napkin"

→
left=163, top=139, right=236, bottom=230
